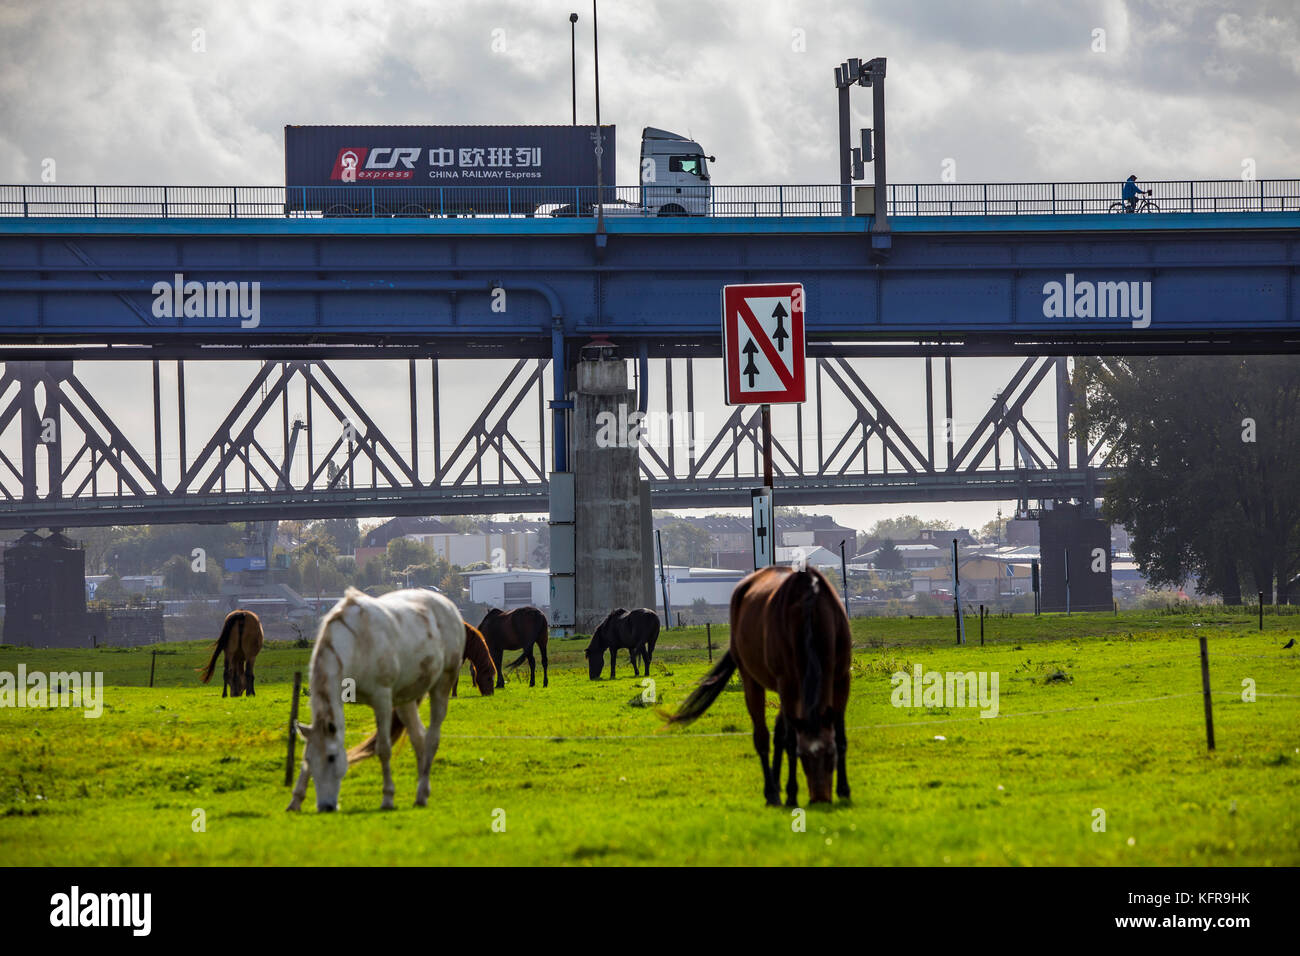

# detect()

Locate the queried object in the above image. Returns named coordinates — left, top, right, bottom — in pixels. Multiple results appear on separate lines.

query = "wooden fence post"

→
left=705, top=622, right=712, bottom=663
left=1198, top=637, right=1215, bottom=751
left=285, top=671, right=302, bottom=786
left=149, top=649, right=156, bottom=688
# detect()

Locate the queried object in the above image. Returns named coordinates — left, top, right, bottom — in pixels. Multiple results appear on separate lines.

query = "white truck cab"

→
left=637, top=127, right=712, bottom=216
left=551, top=127, right=713, bottom=218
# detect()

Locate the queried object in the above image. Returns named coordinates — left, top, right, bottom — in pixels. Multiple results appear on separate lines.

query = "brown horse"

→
left=663, top=566, right=851, bottom=806
left=451, top=623, right=501, bottom=698
left=477, top=607, right=549, bottom=688
left=198, top=609, right=265, bottom=697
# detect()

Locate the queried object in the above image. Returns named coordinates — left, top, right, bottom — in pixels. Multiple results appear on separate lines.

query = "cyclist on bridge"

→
left=1122, top=174, right=1152, bottom=212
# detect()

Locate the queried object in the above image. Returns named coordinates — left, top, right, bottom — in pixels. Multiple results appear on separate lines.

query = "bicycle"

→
left=1109, top=191, right=1158, bottom=214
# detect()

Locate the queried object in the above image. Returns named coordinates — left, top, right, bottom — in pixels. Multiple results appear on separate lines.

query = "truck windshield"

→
left=669, top=155, right=708, bottom=179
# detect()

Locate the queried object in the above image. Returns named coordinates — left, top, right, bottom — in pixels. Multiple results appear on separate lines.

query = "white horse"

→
left=287, top=587, right=497, bottom=812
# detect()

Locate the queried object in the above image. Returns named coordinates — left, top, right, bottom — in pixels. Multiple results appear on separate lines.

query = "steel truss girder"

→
left=0, top=358, right=550, bottom=528
left=0, top=354, right=1109, bottom=529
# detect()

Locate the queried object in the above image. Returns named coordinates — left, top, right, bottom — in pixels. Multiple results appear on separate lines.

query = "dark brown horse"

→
left=198, top=608, right=265, bottom=697
left=585, top=608, right=660, bottom=679
left=477, top=606, right=549, bottom=688
left=663, top=566, right=851, bottom=805
left=451, top=623, right=501, bottom=698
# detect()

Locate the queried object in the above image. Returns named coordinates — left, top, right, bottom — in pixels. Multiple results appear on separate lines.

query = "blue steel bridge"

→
left=0, top=179, right=1296, bottom=529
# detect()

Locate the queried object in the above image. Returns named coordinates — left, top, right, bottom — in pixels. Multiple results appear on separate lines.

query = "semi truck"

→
left=283, top=124, right=712, bottom=217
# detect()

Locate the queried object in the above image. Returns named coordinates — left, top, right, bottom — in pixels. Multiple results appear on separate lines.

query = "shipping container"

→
left=284, top=124, right=616, bottom=217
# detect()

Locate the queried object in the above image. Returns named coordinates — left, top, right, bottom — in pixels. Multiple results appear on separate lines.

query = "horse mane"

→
left=309, top=591, right=365, bottom=728
left=773, top=568, right=824, bottom=726
left=463, top=623, right=497, bottom=694
left=799, top=573, right=823, bottom=727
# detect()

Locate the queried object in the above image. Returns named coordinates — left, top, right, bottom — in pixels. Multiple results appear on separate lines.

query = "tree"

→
left=95, top=575, right=127, bottom=603
left=977, top=513, right=1007, bottom=544
left=1075, top=356, right=1300, bottom=604
left=439, top=567, right=465, bottom=600
left=659, top=520, right=712, bottom=567
left=162, top=554, right=196, bottom=595
left=386, top=537, right=433, bottom=573
left=311, top=518, right=360, bottom=555
left=876, top=539, right=904, bottom=571
left=866, top=515, right=952, bottom=543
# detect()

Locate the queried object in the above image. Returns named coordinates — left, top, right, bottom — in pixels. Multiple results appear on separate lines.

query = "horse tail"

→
left=505, top=648, right=530, bottom=672
left=347, top=710, right=406, bottom=765
left=659, top=651, right=736, bottom=726
left=463, top=623, right=497, bottom=695
left=197, top=612, right=239, bottom=683
left=798, top=571, right=824, bottom=725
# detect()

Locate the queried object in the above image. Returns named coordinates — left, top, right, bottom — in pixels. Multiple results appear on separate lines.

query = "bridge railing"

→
left=0, top=180, right=1296, bottom=219
left=886, top=179, right=1300, bottom=215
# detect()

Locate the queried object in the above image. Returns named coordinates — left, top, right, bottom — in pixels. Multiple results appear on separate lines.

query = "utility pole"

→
left=569, top=13, right=579, bottom=125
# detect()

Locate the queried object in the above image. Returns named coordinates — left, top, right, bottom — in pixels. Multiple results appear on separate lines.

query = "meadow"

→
left=1, top=609, right=1297, bottom=866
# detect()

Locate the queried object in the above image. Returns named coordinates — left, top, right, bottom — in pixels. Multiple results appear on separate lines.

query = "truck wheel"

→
left=658, top=204, right=686, bottom=217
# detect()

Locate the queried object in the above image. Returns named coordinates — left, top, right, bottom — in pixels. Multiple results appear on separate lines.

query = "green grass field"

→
left=1, top=609, right=1297, bottom=866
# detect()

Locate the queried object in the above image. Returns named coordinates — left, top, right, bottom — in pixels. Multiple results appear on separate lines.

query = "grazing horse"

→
left=663, top=567, right=851, bottom=806
left=197, top=609, right=265, bottom=697
left=477, top=606, right=549, bottom=688
left=585, top=608, right=660, bottom=680
left=451, top=623, right=500, bottom=698
left=287, top=588, right=496, bottom=813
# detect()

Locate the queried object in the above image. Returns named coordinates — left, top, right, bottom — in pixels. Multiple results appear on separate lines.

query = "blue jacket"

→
left=1122, top=179, right=1143, bottom=200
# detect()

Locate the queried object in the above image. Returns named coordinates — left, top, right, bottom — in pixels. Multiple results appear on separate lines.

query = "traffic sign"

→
left=752, top=486, right=775, bottom=569
left=722, top=283, right=806, bottom=405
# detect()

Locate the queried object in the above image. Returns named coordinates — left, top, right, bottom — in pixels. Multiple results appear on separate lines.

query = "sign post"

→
left=722, top=282, right=806, bottom=572
left=953, top=538, right=966, bottom=645
left=751, top=487, right=775, bottom=569
left=1032, top=558, right=1040, bottom=615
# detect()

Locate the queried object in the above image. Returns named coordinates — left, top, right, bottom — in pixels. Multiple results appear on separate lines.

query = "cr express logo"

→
left=329, top=147, right=419, bottom=181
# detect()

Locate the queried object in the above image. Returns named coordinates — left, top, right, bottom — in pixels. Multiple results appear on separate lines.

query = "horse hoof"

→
left=285, top=802, right=300, bottom=813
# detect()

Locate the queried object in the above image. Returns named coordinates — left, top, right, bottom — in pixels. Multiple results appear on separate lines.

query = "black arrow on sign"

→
left=771, top=302, right=789, bottom=352
left=742, top=340, right=760, bottom=388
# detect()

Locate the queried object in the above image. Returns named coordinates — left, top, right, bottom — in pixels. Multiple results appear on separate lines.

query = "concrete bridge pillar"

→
left=573, top=355, right=646, bottom=633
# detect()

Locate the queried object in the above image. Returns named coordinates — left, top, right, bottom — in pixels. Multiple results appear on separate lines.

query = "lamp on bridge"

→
left=569, top=13, right=579, bottom=126
left=834, top=56, right=888, bottom=242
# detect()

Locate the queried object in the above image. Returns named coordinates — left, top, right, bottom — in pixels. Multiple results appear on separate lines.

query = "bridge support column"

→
left=573, top=353, right=646, bottom=633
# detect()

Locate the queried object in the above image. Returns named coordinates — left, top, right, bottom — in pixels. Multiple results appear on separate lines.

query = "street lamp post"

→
left=569, top=13, right=578, bottom=125
left=592, top=0, right=604, bottom=231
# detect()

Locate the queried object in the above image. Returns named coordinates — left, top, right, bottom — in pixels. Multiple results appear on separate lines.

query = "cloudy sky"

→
left=2, top=0, right=1296, bottom=536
